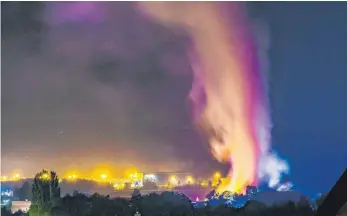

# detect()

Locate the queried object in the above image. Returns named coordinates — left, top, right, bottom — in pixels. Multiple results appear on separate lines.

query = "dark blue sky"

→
left=2, top=2, right=346, bottom=196
left=263, top=2, right=347, bottom=195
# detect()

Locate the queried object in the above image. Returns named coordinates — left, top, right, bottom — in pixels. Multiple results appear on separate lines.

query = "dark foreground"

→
left=2, top=190, right=346, bottom=216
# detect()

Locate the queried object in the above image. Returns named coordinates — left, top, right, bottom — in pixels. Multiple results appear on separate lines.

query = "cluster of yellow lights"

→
left=113, top=183, right=126, bottom=190
left=67, top=174, right=78, bottom=181
left=1, top=173, right=21, bottom=181
left=1, top=170, right=223, bottom=190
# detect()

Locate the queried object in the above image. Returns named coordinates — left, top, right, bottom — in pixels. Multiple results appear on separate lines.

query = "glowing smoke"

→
left=137, top=2, right=289, bottom=193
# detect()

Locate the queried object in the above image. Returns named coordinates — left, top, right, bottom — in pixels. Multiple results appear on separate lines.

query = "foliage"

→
left=14, top=181, right=33, bottom=201
left=315, top=193, right=327, bottom=208
left=337, top=202, right=347, bottom=216
left=135, top=191, right=193, bottom=216
left=1, top=207, right=12, bottom=216
left=29, top=170, right=61, bottom=216
left=61, top=191, right=90, bottom=216
left=142, top=180, right=158, bottom=190
left=60, top=192, right=133, bottom=216
left=22, top=171, right=341, bottom=216
left=131, top=189, right=142, bottom=200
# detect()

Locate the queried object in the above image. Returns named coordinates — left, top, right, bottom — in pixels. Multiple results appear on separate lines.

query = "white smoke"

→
left=252, top=18, right=290, bottom=188
left=258, top=152, right=290, bottom=188
left=276, top=182, right=294, bottom=192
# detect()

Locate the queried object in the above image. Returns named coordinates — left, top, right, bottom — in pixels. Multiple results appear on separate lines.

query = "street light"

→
left=214, top=172, right=221, bottom=179
left=13, top=173, right=20, bottom=181
left=186, top=176, right=194, bottom=184
left=100, top=174, right=107, bottom=180
left=41, top=173, right=50, bottom=180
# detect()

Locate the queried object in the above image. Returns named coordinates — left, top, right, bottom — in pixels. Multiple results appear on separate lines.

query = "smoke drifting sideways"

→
left=137, top=2, right=289, bottom=194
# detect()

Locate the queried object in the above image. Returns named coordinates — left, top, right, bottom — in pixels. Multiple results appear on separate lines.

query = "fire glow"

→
left=138, top=2, right=289, bottom=194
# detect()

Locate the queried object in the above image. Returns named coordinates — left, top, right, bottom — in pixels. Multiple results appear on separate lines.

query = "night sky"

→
left=2, top=2, right=347, bottom=196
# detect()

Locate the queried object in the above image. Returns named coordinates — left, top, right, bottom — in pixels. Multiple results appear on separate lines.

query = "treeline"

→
left=1, top=170, right=346, bottom=216
left=0, top=191, right=321, bottom=216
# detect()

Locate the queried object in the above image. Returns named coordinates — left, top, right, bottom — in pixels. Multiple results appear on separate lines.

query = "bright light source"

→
left=169, top=176, right=178, bottom=185
left=214, top=172, right=221, bottom=179
left=67, top=174, right=77, bottom=181
left=113, top=183, right=125, bottom=190
left=200, top=180, right=208, bottom=187
left=12, top=173, right=20, bottom=180
left=100, top=174, right=107, bottom=180
left=144, top=174, right=156, bottom=182
left=186, top=176, right=194, bottom=184
left=41, top=173, right=50, bottom=180
left=1, top=176, right=8, bottom=181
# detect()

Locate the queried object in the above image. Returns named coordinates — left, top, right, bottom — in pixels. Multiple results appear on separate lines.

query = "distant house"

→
left=11, top=201, right=31, bottom=213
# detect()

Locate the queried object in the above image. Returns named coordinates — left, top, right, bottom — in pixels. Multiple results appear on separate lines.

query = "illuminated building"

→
left=11, top=201, right=31, bottom=213
left=143, top=174, right=156, bottom=182
left=142, top=172, right=194, bottom=186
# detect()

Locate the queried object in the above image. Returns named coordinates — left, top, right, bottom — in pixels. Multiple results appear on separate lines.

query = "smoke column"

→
left=137, top=2, right=289, bottom=193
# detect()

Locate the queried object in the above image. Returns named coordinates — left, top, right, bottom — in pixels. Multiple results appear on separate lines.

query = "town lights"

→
left=12, top=173, right=21, bottom=181
left=113, top=183, right=125, bottom=190
left=214, top=172, right=221, bottom=179
left=144, top=174, right=156, bottom=182
left=186, top=176, right=194, bottom=184
left=169, top=176, right=178, bottom=185
left=67, top=174, right=78, bottom=181
left=100, top=174, right=107, bottom=180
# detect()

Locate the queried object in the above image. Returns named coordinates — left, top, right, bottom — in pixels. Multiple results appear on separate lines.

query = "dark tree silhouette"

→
left=136, top=191, right=193, bottom=216
left=19, top=181, right=33, bottom=201
left=1, top=207, right=12, bottom=216
left=29, top=170, right=61, bottom=216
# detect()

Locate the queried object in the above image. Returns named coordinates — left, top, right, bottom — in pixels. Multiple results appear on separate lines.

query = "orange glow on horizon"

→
left=100, top=173, right=107, bottom=180
left=12, top=173, right=21, bottom=181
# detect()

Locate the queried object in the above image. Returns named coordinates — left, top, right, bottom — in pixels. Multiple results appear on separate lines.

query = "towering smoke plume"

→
left=137, top=2, right=289, bottom=193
